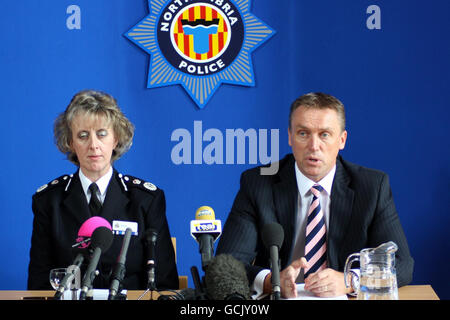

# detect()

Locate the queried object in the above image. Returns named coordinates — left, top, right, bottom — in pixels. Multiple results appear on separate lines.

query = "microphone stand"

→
left=68, top=264, right=81, bottom=300
left=269, top=245, right=281, bottom=300
left=79, top=247, right=102, bottom=300
left=137, top=285, right=156, bottom=300
left=191, top=266, right=208, bottom=300
left=138, top=229, right=158, bottom=300
left=137, top=266, right=157, bottom=300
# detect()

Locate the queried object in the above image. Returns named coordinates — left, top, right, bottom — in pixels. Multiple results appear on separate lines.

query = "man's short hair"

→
left=289, top=92, right=346, bottom=132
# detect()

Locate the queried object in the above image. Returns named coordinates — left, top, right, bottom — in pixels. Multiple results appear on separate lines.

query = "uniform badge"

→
left=143, top=182, right=157, bottom=191
left=36, top=184, right=48, bottom=193
left=125, top=0, right=275, bottom=108
left=112, top=220, right=138, bottom=236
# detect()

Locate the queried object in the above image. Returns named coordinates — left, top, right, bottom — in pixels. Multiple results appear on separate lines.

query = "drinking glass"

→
left=49, top=268, right=68, bottom=291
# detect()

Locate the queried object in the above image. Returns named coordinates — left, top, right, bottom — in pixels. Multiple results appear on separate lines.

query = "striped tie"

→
left=304, top=184, right=327, bottom=278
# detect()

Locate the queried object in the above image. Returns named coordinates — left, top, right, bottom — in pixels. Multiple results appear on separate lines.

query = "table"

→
left=0, top=285, right=440, bottom=300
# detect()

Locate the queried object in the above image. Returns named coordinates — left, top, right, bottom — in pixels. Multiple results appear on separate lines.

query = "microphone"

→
left=75, top=216, right=113, bottom=248
left=79, top=226, right=113, bottom=300
left=54, top=216, right=112, bottom=300
left=190, top=206, right=222, bottom=270
left=108, top=227, right=132, bottom=300
left=159, top=254, right=251, bottom=301
left=144, top=228, right=158, bottom=290
left=204, top=254, right=250, bottom=300
left=261, top=222, right=284, bottom=300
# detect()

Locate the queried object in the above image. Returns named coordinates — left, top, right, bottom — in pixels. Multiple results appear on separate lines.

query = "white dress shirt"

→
left=291, top=162, right=335, bottom=282
left=251, top=163, right=336, bottom=298
left=78, top=167, right=113, bottom=205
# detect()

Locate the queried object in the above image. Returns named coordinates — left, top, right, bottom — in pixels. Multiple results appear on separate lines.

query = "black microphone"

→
left=108, top=228, right=132, bottom=300
left=79, top=226, right=113, bottom=300
left=144, top=228, right=157, bottom=290
left=261, top=222, right=284, bottom=300
left=204, top=254, right=251, bottom=300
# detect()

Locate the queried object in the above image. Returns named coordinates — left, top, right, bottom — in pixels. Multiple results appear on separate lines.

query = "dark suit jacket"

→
left=28, top=169, right=179, bottom=290
left=216, top=154, right=414, bottom=287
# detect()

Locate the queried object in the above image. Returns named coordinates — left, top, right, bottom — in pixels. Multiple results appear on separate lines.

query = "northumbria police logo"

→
left=125, top=0, right=274, bottom=108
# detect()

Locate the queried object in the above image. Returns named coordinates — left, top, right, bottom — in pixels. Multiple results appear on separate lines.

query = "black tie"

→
left=88, top=183, right=102, bottom=216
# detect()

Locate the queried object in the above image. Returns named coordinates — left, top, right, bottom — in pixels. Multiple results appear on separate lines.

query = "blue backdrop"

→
left=1, top=0, right=449, bottom=299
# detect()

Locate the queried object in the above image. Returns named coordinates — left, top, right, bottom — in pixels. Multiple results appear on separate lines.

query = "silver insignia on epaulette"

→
left=143, top=182, right=157, bottom=191
left=37, top=184, right=48, bottom=193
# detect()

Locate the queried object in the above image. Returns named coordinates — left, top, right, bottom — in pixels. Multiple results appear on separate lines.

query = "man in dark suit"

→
left=216, top=92, right=414, bottom=298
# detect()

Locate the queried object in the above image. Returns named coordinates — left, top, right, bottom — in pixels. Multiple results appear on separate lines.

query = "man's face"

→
left=288, top=106, right=347, bottom=182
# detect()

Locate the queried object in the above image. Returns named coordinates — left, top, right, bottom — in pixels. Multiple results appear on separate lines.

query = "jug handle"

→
left=344, top=253, right=360, bottom=288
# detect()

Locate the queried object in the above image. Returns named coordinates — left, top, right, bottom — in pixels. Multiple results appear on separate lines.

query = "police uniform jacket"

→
left=28, top=169, right=179, bottom=290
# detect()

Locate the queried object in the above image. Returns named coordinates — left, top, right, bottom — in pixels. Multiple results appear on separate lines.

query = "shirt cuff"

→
left=251, top=269, right=271, bottom=300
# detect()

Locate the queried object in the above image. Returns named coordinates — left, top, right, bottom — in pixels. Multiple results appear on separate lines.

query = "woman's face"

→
left=70, top=112, right=118, bottom=181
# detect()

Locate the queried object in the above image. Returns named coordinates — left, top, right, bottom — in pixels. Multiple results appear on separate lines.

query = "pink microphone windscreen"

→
left=77, top=216, right=112, bottom=237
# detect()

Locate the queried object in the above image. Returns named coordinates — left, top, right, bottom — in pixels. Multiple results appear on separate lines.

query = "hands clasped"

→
left=276, top=257, right=352, bottom=298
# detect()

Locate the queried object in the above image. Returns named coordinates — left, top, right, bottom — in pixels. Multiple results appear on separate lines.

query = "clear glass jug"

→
left=344, top=241, right=399, bottom=300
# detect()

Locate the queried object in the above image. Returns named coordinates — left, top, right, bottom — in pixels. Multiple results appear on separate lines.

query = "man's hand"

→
left=304, top=268, right=353, bottom=297
left=264, top=257, right=309, bottom=298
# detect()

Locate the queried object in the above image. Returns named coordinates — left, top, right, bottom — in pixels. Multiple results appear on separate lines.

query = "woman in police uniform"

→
left=28, top=90, right=179, bottom=290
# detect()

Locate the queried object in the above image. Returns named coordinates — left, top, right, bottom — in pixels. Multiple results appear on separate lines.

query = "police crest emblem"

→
left=125, top=0, right=274, bottom=108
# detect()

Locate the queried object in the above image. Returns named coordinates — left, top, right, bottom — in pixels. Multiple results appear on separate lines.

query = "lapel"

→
left=62, top=172, right=91, bottom=227
left=328, top=156, right=354, bottom=269
left=62, top=169, right=130, bottom=226
left=272, top=155, right=298, bottom=266
left=100, top=170, right=130, bottom=223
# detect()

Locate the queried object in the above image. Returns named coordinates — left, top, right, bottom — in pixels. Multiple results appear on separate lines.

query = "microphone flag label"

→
left=190, top=219, right=222, bottom=240
left=125, top=0, right=275, bottom=108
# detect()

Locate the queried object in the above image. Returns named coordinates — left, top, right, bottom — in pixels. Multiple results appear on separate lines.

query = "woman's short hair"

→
left=289, top=92, right=346, bottom=132
left=54, top=90, right=135, bottom=166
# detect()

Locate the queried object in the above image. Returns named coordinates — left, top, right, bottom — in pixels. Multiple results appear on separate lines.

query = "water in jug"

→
left=344, top=241, right=399, bottom=300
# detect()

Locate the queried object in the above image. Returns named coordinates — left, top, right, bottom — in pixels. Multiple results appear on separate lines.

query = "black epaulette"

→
left=34, top=174, right=74, bottom=195
left=117, top=173, right=158, bottom=193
